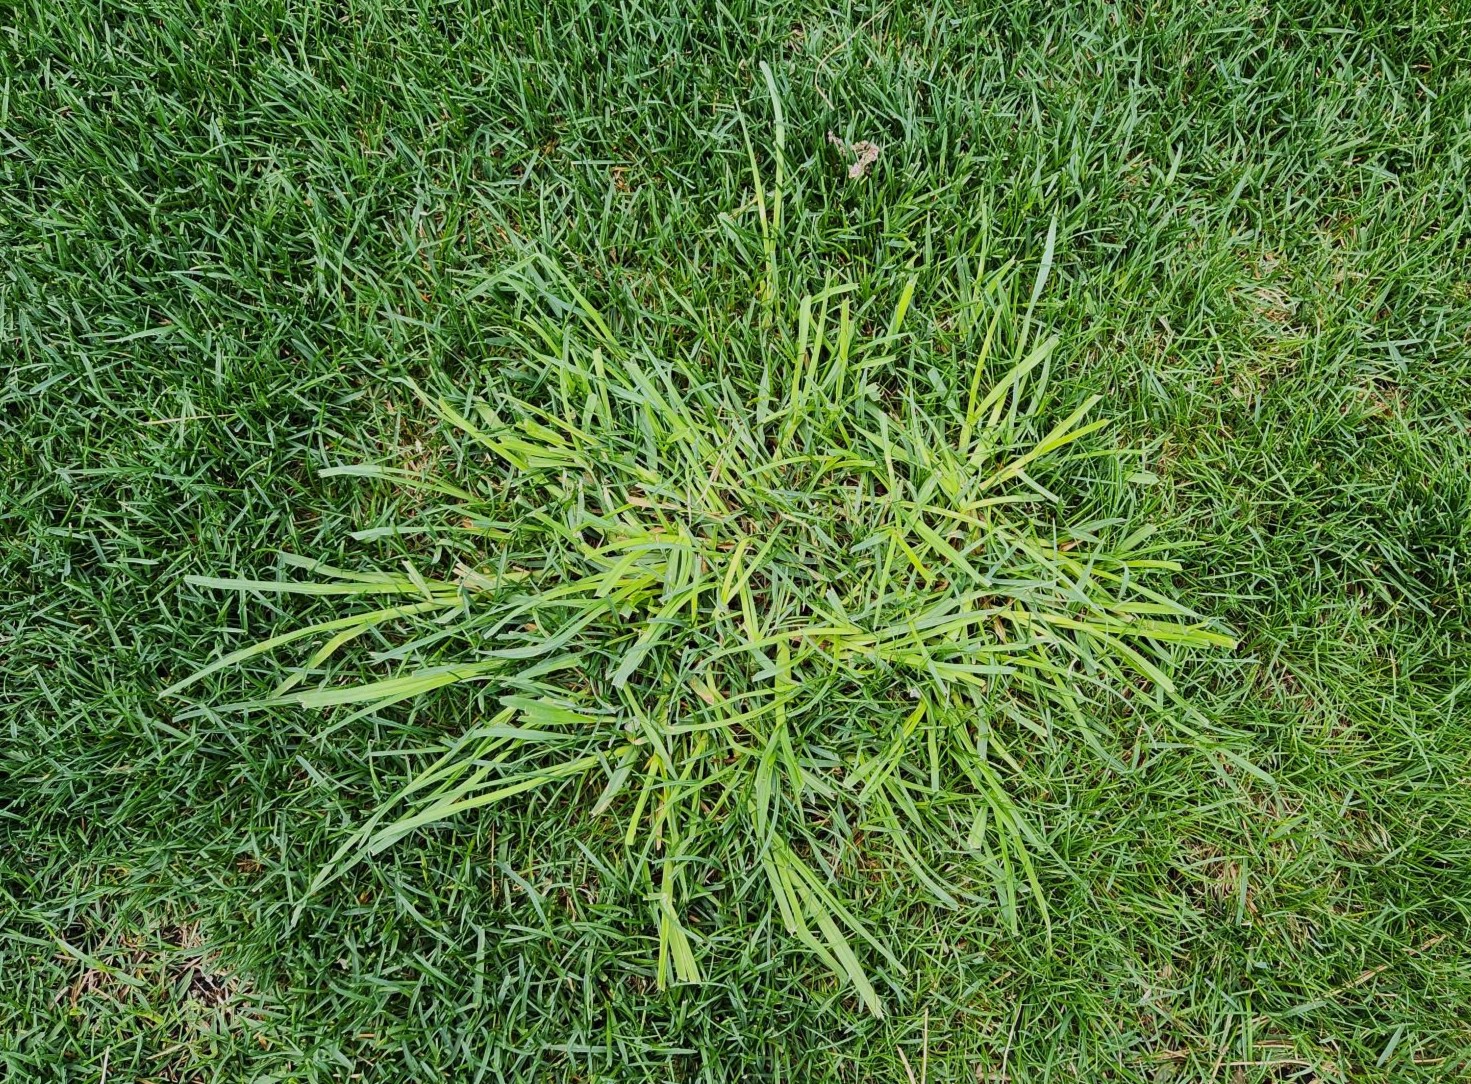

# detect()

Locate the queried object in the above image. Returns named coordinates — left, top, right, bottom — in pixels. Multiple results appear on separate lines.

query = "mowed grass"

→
left=3, top=1, right=1470, bottom=1080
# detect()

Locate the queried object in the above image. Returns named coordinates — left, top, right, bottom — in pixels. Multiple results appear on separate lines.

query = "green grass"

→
left=3, top=1, right=1471, bottom=1080
left=163, top=236, right=1242, bottom=1015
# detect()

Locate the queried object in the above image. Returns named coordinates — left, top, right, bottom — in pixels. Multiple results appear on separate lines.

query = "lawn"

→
left=3, top=1, right=1471, bottom=1080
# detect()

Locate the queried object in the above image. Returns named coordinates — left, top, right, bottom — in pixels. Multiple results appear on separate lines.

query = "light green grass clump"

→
left=168, top=250, right=1231, bottom=1013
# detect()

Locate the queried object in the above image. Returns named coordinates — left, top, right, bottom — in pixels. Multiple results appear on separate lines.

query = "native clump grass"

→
left=163, top=249, right=1234, bottom=1014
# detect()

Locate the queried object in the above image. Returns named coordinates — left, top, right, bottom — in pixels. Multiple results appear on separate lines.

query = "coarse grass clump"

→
left=166, top=246, right=1233, bottom=1013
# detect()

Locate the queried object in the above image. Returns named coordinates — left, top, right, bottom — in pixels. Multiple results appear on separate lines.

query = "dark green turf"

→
left=4, top=1, right=1470, bottom=1080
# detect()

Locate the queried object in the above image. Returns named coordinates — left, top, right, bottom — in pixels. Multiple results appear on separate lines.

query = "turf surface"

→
left=3, top=1, right=1471, bottom=1080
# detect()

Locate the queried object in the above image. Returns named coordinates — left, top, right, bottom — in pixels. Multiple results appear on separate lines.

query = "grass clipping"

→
left=167, top=255, right=1233, bottom=1015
